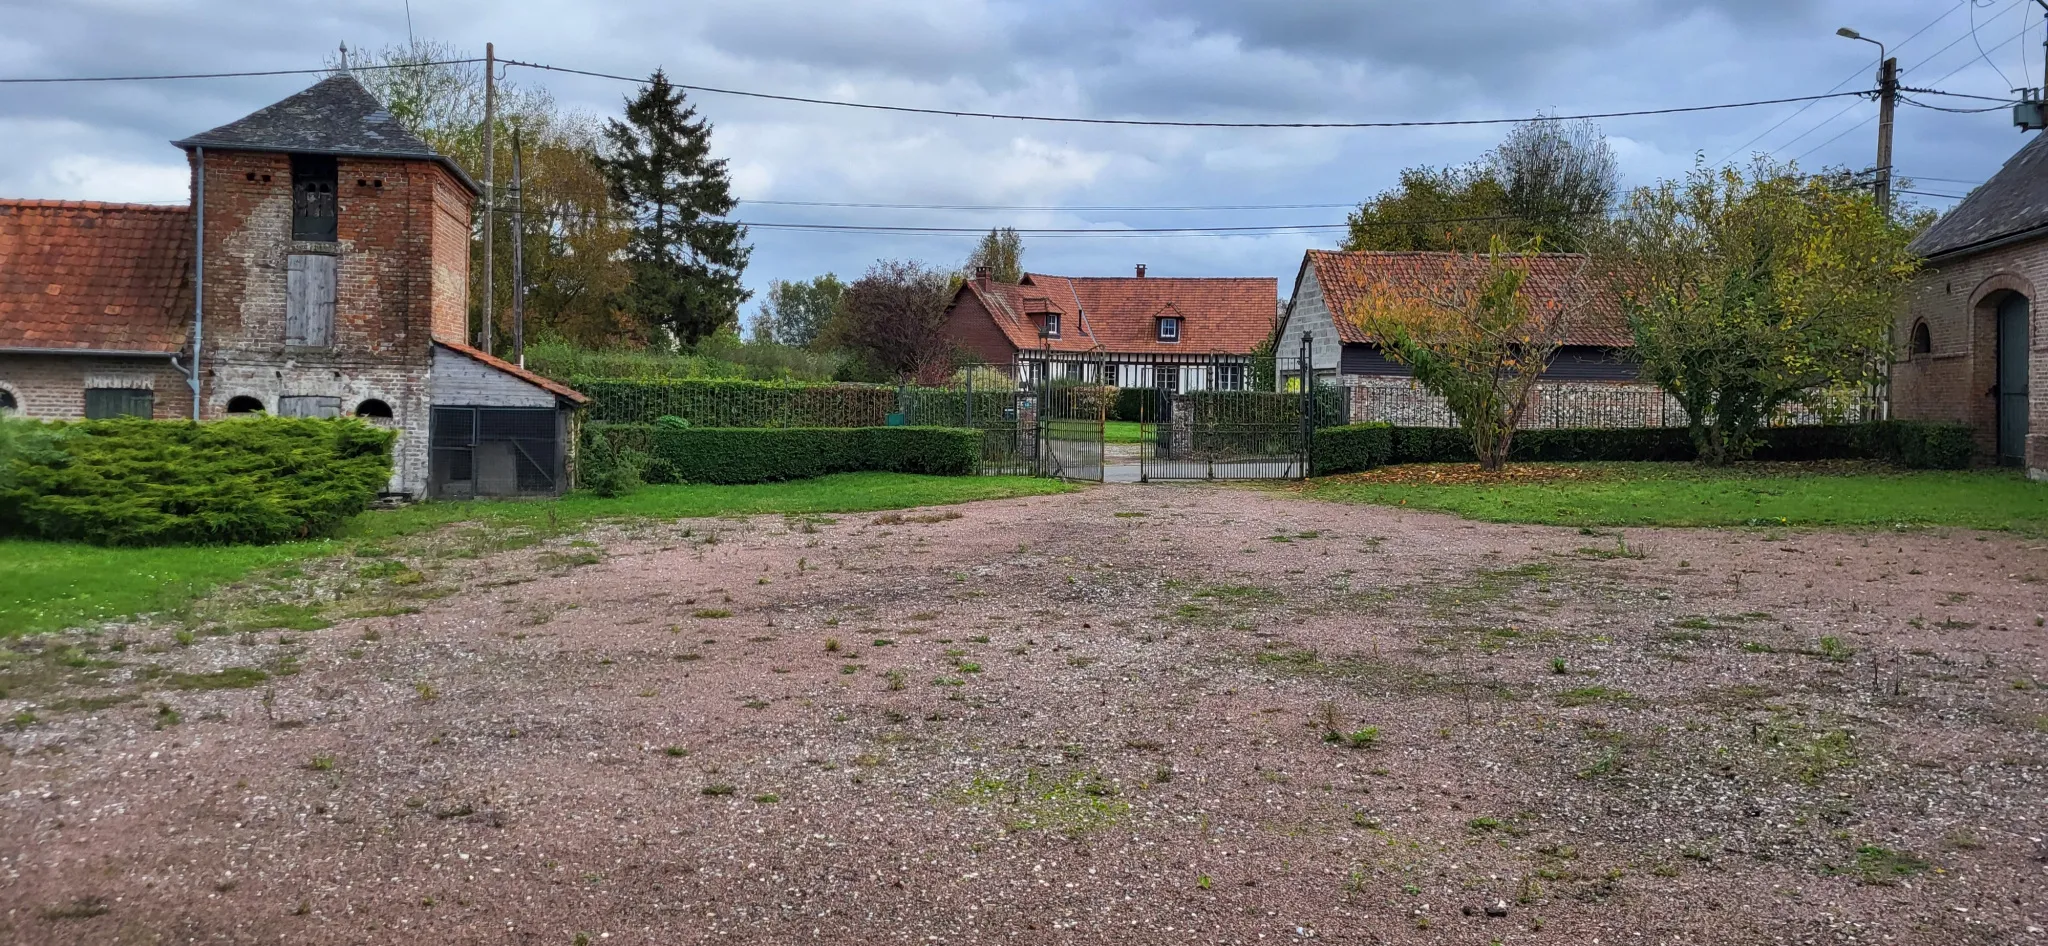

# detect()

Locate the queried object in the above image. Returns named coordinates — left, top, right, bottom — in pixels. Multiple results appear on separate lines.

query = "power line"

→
left=1900, top=93, right=2011, bottom=112
left=1792, top=16, right=2034, bottom=164
left=1770, top=0, right=2030, bottom=159
left=1898, top=187, right=1969, bottom=200
left=1969, top=0, right=2018, bottom=91
left=737, top=200, right=1359, bottom=212
left=503, top=58, right=1872, bottom=129
left=1718, top=0, right=1965, bottom=163
left=0, top=58, right=483, bottom=84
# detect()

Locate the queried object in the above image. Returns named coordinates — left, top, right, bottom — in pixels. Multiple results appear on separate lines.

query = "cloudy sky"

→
left=0, top=0, right=2038, bottom=307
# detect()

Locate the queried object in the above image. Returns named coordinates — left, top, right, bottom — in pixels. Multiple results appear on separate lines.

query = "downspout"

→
left=190, top=146, right=205, bottom=421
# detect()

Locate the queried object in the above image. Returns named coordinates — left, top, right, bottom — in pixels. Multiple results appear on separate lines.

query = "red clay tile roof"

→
left=1303, top=250, right=1631, bottom=348
left=962, top=273, right=1277, bottom=355
left=0, top=199, right=194, bottom=354
left=434, top=340, right=588, bottom=405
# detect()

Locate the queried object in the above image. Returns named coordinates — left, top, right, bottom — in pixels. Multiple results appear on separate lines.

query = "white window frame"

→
left=1158, top=317, right=1181, bottom=343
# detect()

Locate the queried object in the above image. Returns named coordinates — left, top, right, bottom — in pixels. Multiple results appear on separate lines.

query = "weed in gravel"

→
left=884, top=669, right=907, bottom=691
left=1550, top=657, right=1568, bottom=675
left=701, top=784, right=736, bottom=796
left=307, top=754, right=335, bottom=771
left=1827, top=845, right=1929, bottom=885
left=752, top=793, right=781, bottom=804
left=1429, top=562, right=1556, bottom=616
left=839, top=664, right=859, bottom=675
left=664, top=746, right=688, bottom=757
left=1556, top=686, right=1632, bottom=707
left=693, top=609, right=733, bottom=619
left=539, top=550, right=602, bottom=570
left=153, top=703, right=181, bottom=729
left=1468, top=816, right=1502, bottom=833
left=1575, top=537, right=1646, bottom=560
left=959, top=769, right=1128, bottom=834
left=167, top=667, right=269, bottom=691
left=824, top=638, right=840, bottom=652
left=1817, top=636, right=1855, bottom=662
left=415, top=682, right=440, bottom=702
left=173, top=629, right=196, bottom=647
left=1343, top=727, right=1382, bottom=749
left=40, top=897, right=110, bottom=920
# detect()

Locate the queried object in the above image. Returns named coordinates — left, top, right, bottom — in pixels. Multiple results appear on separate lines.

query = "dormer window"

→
left=1044, top=313, right=1061, bottom=338
left=1158, top=317, right=1181, bottom=343
left=291, top=154, right=338, bottom=242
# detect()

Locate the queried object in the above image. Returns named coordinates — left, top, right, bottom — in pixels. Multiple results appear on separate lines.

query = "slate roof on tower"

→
left=1908, top=130, right=2048, bottom=260
left=173, top=73, right=479, bottom=194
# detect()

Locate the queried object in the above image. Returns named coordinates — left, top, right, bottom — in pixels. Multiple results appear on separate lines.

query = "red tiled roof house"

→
left=941, top=265, right=1278, bottom=391
left=0, top=74, right=585, bottom=499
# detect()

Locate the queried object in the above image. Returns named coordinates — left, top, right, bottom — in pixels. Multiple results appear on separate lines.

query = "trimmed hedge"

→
left=1310, top=423, right=1394, bottom=475
left=1310, top=420, right=1975, bottom=475
left=0, top=416, right=395, bottom=546
left=586, top=424, right=980, bottom=485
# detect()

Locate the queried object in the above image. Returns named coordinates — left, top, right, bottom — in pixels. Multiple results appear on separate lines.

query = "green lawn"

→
left=0, top=473, right=1069, bottom=637
left=1104, top=421, right=1148, bottom=445
left=1301, top=464, right=2048, bottom=534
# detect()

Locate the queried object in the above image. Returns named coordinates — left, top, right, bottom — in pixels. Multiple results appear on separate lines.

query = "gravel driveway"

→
left=4, top=484, right=2046, bottom=945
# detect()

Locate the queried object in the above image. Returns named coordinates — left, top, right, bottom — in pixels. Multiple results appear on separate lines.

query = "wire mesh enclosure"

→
left=429, top=407, right=565, bottom=499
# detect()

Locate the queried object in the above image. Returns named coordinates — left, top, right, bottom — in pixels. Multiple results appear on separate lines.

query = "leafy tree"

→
left=1344, top=165, right=1509, bottom=253
left=751, top=275, right=846, bottom=347
left=598, top=70, right=752, bottom=346
left=965, top=227, right=1025, bottom=283
left=1492, top=117, right=1618, bottom=253
left=1599, top=160, right=1919, bottom=464
left=346, top=41, right=636, bottom=348
left=1345, top=116, right=1616, bottom=254
left=824, top=260, right=957, bottom=383
left=1347, top=239, right=1579, bottom=471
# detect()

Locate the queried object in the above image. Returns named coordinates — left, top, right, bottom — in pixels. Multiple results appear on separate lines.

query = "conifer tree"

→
left=598, top=70, right=751, bottom=345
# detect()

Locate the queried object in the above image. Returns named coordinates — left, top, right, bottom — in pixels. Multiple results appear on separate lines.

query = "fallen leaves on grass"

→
left=1319, top=464, right=1608, bottom=487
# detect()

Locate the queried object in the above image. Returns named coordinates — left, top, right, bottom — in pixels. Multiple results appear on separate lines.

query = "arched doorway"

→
left=1997, top=294, right=2031, bottom=466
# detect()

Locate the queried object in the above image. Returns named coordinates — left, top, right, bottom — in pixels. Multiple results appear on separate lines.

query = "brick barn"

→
left=940, top=266, right=1278, bottom=391
left=1275, top=249, right=1683, bottom=428
left=0, top=73, right=585, bottom=499
left=1894, top=133, right=2044, bottom=478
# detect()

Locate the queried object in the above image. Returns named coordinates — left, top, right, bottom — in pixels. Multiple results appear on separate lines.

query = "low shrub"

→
left=0, top=416, right=395, bottom=546
left=1321, top=420, right=1974, bottom=472
left=587, top=425, right=979, bottom=485
left=1311, top=423, right=1394, bottom=475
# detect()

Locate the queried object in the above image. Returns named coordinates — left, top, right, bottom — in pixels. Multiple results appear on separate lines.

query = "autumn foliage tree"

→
left=1600, top=160, right=1920, bottom=464
left=1349, top=240, right=1580, bottom=471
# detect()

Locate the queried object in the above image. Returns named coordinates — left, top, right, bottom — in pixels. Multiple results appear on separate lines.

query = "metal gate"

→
left=1038, top=383, right=1106, bottom=482
left=429, top=407, right=565, bottom=499
left=1135, top=388, right=1309, bottom=480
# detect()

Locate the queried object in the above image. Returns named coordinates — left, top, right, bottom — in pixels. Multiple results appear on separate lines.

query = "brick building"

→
left=940, top=266, right=1278, bottom=390
left=0, top=73, right=585, bottom=498
left=1894, top=133, right=2044, bottom=478
left=1274, top=250, right=1677, bottom=428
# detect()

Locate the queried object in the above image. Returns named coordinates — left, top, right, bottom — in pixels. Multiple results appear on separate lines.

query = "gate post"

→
left=1298, top=332, right=1316, bottom=478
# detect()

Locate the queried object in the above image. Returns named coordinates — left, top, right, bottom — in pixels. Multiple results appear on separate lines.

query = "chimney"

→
left=974, top=265, right=990, bottom=287
left=1135, top=264, right=1147, bottom=278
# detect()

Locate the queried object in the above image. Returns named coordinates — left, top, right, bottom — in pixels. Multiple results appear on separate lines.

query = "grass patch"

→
left=1303, top=464, right=2048, bottom=534
left=958, top=769, right=1129, bottom=834
left=165, top=666, right=270, bottom=691
left=1556, top=685, right=1633, bottom=707
left=0, top=473, right=1070, bottom=637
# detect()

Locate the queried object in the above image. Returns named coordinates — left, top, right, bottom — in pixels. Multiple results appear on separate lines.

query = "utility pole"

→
left=1875, top=56, right=1897, bottom=215
left=510, top=126, right=526, bottom=369
left=479, top=42, right=496, bottom=353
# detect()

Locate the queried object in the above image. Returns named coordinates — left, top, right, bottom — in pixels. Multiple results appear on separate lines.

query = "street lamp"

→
left=1837, top=27, right=1896, bottom=213
left=1836, top=26, right=1883, bottom=62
